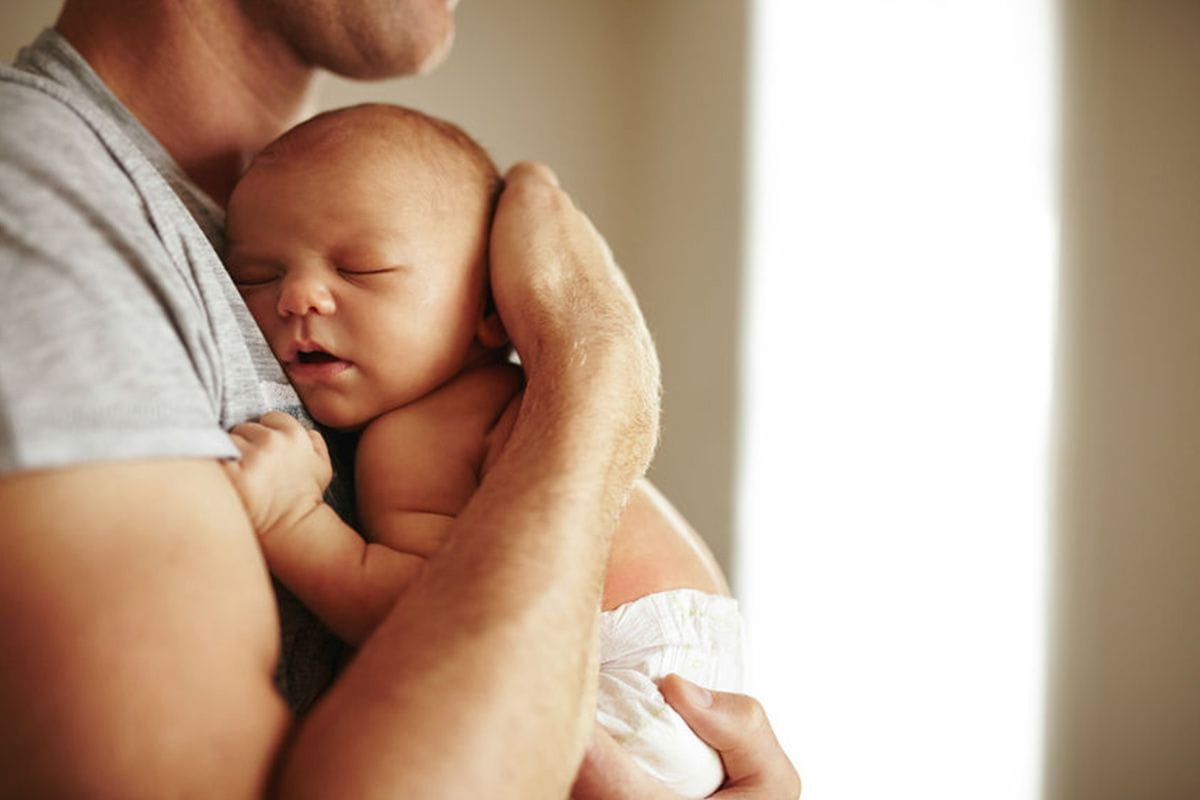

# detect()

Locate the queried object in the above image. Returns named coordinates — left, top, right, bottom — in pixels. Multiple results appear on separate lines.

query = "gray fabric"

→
left=0, top=30, right=342, bottom=712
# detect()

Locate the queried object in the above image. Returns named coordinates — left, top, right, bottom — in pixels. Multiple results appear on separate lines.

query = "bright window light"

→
left=737, top=2, right=1056, bottom=798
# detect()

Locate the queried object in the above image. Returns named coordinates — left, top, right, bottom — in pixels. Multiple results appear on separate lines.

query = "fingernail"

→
left=678, top=677, right=714, bottom=708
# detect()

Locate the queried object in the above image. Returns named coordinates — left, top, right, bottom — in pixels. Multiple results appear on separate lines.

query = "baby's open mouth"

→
left=297, top=350, right=339, bottom=364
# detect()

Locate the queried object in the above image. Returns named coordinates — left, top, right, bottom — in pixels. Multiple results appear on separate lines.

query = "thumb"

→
left=659, top=674, right=800, bottom=798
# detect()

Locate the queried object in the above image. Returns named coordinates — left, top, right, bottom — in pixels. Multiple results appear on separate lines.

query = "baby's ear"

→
left=476, top=308, right=509, bottom=349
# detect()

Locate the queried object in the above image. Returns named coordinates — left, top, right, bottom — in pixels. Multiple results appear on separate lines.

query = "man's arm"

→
left=0, top=460, right=291, bottom=798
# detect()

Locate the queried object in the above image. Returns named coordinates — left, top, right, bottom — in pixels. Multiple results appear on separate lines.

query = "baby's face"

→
left=225, top=145, right=492, bottom=429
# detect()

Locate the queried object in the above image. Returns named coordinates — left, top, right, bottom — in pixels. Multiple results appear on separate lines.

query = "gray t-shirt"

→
left=0, top=30, right=342, bottom=712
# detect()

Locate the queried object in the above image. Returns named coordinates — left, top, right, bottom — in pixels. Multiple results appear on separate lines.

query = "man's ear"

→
left=476, top=309, right=509, bottom=349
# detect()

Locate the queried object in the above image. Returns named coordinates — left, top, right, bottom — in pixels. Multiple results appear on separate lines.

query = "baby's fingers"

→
left=259, top=410, right=306, bottom=435
left=229, top=420, right=273, bottom=447
left=230, top=414, right=309, bottom=453
left=307, top=428, right=330, bottom=461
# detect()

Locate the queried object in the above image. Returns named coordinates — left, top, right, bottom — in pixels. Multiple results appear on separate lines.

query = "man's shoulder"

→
left=0, top=64, right=256, bottom=476
left=0, top=66, right=142, bottom=226
left=0, top=66, right=109, bottom=159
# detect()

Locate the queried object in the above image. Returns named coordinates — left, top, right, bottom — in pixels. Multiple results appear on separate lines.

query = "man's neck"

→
left=56, top=0, right=317, bottom=207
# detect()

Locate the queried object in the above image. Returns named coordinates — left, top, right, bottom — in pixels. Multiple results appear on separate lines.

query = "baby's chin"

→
left=315, top=413, right=374, bottom=433
left=316, top=417, right=370, bottom=433
left=300, top=398, right=374, bottom=433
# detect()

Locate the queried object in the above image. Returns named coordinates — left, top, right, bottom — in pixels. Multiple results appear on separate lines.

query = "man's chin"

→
left=299, top=12, right=456, bottom=80
left=414, top=28, right=455, bottom=75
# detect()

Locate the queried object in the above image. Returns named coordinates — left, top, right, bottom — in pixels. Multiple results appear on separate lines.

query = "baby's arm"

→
left=223, top=412, right=425, bottom=646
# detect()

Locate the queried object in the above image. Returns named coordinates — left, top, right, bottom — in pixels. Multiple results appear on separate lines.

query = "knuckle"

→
left=260, top=410, right=294, bottom=429
left=732, top=692, right=770, bottom=735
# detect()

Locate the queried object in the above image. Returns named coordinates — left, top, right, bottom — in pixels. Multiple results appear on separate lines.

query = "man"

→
left=0, top=0, right=799, bottom=796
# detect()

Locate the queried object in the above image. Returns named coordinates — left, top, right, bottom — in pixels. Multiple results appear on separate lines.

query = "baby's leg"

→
left=602, top=480, right=728, bottom=612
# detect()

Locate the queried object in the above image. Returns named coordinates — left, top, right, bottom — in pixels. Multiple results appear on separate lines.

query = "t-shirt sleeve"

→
left=0, top=81, right=237, bottom=472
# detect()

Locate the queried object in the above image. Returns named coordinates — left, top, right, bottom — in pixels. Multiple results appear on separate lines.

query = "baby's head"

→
left=225, top=103, right=506, bottom=430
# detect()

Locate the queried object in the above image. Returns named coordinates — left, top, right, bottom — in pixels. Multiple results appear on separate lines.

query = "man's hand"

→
left=489, top=162, right=661, bottom=484
left=572, top=675, right=801, bottom=800
left=223, top=411, right=332, bottom=538
left=489, top=162, right=644, bottom=373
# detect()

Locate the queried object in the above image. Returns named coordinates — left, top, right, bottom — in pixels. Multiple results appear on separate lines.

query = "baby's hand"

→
left=223, top=411, right=332, bottom=538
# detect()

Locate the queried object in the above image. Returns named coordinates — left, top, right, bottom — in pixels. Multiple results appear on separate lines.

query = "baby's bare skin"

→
left=357, top=358, right=728, bottom=618
left=235, top=358, right=727, bottom=648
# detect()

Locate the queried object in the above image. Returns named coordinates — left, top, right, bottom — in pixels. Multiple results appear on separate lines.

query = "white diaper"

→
left=597, top=588, right=743, bottom=799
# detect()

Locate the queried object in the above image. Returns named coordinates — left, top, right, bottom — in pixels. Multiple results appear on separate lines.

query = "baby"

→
left=223, top=103, right=741, bottom=798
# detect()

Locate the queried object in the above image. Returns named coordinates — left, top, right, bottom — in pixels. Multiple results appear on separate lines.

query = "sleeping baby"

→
left=221, top=102, right=742, bottom=798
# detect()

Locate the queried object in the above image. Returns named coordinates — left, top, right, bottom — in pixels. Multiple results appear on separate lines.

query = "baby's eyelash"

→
left=232, top=276, right=278, bottom=287
left=338, top=267, right=396, bottom=277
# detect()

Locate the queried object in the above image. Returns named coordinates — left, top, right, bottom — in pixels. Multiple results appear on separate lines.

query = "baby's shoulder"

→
left=367, top=363, right=523, bottom=444
left=429, top=362, right=524, bottom=425
left=357, top=363, right=524, bottom=493
left=447, top=362, right=525, bottom=405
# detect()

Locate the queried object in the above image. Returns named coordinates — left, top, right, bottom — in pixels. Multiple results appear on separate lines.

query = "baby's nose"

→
left=277, top=275, right=335, bottom=317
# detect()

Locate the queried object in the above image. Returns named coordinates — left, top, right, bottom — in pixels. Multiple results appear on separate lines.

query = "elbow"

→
left=1, top=677, right=292, bottom=799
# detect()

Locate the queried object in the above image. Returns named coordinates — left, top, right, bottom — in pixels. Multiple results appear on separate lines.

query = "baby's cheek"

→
left=242, top=293, right=277, bottom=328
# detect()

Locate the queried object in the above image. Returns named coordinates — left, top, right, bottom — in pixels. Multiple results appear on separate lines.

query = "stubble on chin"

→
left=254, top=0, right=455, bottom=79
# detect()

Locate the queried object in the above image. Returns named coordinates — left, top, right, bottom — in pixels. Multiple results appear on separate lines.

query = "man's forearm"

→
left=277, top=345, right=657, bottom=799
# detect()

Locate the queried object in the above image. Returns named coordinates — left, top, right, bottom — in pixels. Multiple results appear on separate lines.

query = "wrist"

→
left=258, top=496, right=330, bottom=549
left=519, top=336, right=661, bottom=488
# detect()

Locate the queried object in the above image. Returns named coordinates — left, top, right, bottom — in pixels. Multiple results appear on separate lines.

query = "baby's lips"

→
left=282, top=339, right=332, bottom=362
left=296, top=349, right=341, bottom=365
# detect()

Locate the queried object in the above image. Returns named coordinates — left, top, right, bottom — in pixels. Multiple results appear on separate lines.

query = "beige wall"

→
left=1047, top=2, right=1200, bottom=798
left=1, top=1, right=749, bottom=575
left=0, top=1, right=53, bottom=62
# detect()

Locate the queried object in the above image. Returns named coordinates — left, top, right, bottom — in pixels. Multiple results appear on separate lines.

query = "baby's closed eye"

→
left=336, top=265, right=400, bottom=281
left=226, top=259, right=281, bottom=287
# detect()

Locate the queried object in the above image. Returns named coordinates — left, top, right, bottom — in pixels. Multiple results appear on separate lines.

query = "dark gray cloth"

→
left=0, top=30, right=343, bottom=713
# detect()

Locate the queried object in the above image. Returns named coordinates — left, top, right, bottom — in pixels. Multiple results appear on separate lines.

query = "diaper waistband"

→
left=600, top=588, right=742, bottom=662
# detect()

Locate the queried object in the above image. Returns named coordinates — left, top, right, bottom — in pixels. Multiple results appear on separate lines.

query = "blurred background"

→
left=5, top=1, right=1199, bottom=798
